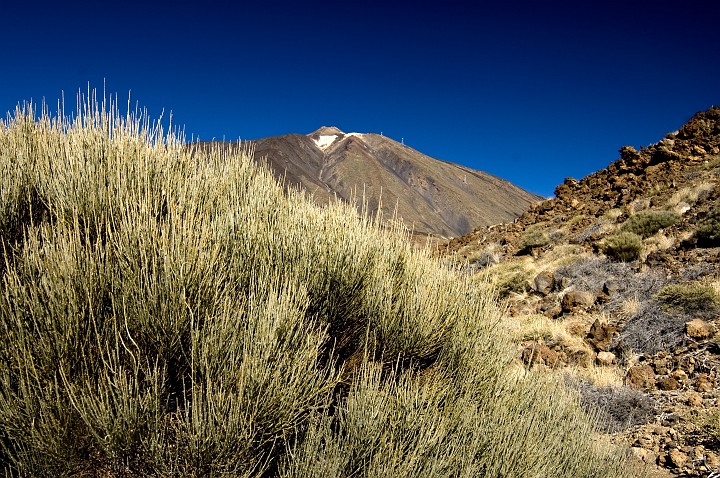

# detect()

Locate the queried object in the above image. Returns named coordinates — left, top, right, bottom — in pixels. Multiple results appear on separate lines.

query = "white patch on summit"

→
left=346, top=132, right=364, bottom=137
left=314, top=135, right=338, bottom=150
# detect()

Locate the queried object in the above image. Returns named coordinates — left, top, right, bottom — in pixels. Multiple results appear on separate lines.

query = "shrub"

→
left=0, top=95, right=634, bottom=477
left=620, top=210, right=679, bottom=238
left=701, top=410, right=720, bottom=444
left=696, top=210, right=720, bottom=247
left=572, top=381, right=657, bottom=433
left=619, top=301, right=690, bottom=354
left=603, top=232, right=643, bottom=262
left=488, top=260, right=533, bottom=298
left=656, top=282, right=720, bottom=312
left=518, top=224, right=551, bottom=252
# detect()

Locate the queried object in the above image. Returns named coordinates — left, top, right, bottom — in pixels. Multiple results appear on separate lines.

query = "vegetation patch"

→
left=620, top=209, right=679, bottom=238
left=518, top=223, right=552, bottom=252
left=656, top=282, right=720, bottom=312
left=488, top=260, right=534, bottom=298
left=695, top=210, right=720, bottom=247
left=571, top=381, right=657, bottom=433
left=603, top=232, right=643, bottom=262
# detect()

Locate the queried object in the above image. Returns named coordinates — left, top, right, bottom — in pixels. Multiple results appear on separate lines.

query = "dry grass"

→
left=0, top=94, right=640, bottom=477
left=485, top=257, right=537, bottom=298
left=640, top=233, right=676, bottom=261
left=710, top=279, right=720, bottom=297
left=602, top=208, right=625, bottom=222
left=539, top=244, right=591, bottom=269
left=508, top=313, right=586, bottom=348
left=570, top=365, right=626, bottom=389
left=665, top=181, right=715, bottom=209
left=618, top=296, right=642, bottom=319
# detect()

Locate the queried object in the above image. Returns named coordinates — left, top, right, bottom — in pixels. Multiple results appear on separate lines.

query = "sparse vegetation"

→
left=695, top=210, right=720, bottom=247
left=518, top=223, right=552, bottom=251
left=571, top=381, right=657, bottom=433
left=619, top=302, right=690, bottom=354
left=665, top=182, right=715, bottom=209
left=704, top=410, right=720, bottom=443
left=603, top=231, right=643, bottom=262
left=656, top=282, right=720, bottom=312
left=0, top=97, right=634, bottom=476
left=487, top=259, right=534, bottom=298
left=620, top=210, right=679, bottom=238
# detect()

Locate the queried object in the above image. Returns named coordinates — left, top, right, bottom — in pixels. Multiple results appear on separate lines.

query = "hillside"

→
left=443, top=106, right=720, bottom=476
left=0, top=98, right=641, bottom=476
left=202, top=127, right=542, bottom=238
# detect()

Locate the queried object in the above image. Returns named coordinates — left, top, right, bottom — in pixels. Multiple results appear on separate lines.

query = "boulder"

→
left=686, top=392, right=703, bottom=407
left=695, top=374, right=714, bottom=392
left=706, top=451, right=720, bottom=469
left=561, top=290, right=596, bottom=312
left=602, top=280, right=620, bottom=296
left=596, top=351, right=616, bottom=366
left=657, top=377, right=681, bottom=391
left=630, top=447, right=654, bottom=465
left=685, top=319, right=716, bottom=340
left=533, top=271, right=555, bottom=295
left=653, top=357, right=670, bottom=375
left=670, top=369, right=687, bottom=382
left=521, top=343, right=561, bottom=368
left=586, top=319, right=618, bottom=351
left=625, top=364, right=655, bottom=390
left=667, top=449, right=688, bottom=468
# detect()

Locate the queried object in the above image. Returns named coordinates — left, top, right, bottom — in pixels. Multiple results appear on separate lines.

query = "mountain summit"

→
left=239, top=127, right=541, bottom=237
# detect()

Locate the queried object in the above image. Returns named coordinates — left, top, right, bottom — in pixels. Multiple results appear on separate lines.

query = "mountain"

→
left=223, top=127, right=541, bottom=238
left=443, top=106, right=720, bottom=477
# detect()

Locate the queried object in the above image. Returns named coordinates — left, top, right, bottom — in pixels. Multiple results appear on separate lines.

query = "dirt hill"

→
left=443, top=106, right=720, bottom=477
left=205, top=127, right=541, bottom=238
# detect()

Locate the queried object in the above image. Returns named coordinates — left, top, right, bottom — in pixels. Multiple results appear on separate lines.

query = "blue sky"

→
left=1, top=1, right=718, bottom=197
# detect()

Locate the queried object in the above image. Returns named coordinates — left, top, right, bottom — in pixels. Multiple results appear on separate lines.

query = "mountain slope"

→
left=241, top=127, right=541, bottom=238
left=443, top=106, right=720, bottom=477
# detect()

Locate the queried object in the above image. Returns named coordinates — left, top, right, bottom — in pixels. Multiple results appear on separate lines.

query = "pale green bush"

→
left=620, top=210, right=679, bottom=238
left=0, top=95, right=636, bottom=477
left=603, top=232, right=643, bottom=262
left=656, top=282, right=720, bottom=312
left=518, top=223, right=551, bottom=251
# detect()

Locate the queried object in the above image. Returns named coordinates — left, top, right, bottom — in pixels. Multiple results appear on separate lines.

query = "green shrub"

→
left=603, top=232, right=643, bottom=262
left=656, top=283, right=720, bottom=312
left=620, top=210, right=679, bottom=238
left=518, top=224, right=551, bottom=252
left=696, top=210, right=720, bottom=246
left=0, top=95, right=635, bottom=477
left=703, top=410, right=720, bottom=443
left=489, top=261, right=532, bottom=298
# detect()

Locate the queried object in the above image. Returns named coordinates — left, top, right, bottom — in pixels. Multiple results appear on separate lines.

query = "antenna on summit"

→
left=401, top=137, right=404, bottom=145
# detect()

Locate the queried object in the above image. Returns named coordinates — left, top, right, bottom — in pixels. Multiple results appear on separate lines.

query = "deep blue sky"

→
left=1, top=1, right=718, bottom=197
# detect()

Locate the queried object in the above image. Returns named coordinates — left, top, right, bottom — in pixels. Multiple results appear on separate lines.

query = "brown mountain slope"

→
left=442, top=107, right=720, bottom=477
left=240, top=127, right=541, bottom=238
left=445, top=106, right=720, bottom=258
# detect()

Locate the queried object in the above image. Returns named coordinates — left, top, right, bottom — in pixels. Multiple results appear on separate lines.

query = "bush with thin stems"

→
left=0, top=93, right=640, bottom=477
left=620, top=210, right=679, bottom=238
left=603, top=231, right=643, bottom=262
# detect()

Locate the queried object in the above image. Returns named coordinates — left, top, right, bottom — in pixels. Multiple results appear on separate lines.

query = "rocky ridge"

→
left=443, top=107, right=720, bottom=477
